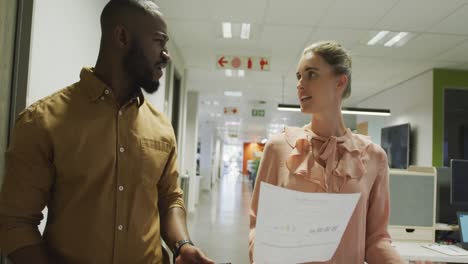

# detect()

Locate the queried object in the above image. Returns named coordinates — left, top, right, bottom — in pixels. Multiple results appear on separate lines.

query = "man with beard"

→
left=0, top=1, right=214, bottom=263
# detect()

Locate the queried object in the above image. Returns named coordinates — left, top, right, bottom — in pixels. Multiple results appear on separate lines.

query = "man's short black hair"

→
left=100, top=0, right=161, bottom=33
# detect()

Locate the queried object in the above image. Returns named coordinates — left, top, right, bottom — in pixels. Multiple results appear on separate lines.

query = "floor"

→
left=187, top=171, right=252, bottom=264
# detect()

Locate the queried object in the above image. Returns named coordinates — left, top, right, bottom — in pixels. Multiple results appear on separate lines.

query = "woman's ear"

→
left=336, top=74, right=348, bottom=97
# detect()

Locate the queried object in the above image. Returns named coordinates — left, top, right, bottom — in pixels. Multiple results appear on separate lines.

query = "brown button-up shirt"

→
left=0, top=68, right=185, bottom=263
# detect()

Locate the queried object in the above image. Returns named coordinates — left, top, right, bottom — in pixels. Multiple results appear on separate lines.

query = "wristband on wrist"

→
left=173, top=239, right=194, bottom=262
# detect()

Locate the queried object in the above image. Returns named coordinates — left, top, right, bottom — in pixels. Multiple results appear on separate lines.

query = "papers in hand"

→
left=254, top=182, right=361, bottom=264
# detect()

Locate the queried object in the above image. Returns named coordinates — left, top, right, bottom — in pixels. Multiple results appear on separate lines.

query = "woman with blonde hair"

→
left=249, top=41, right=405, bottom=264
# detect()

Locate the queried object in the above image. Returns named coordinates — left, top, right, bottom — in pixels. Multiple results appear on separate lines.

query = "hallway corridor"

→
left=188, top=173, right=252, bottom=264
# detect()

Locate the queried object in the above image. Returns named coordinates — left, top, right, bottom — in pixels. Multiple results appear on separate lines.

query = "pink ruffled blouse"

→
left=249, top=125, right=405, bottom=264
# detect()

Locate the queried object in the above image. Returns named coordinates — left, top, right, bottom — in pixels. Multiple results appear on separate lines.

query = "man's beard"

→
left=123, top=40, right=160, bottom=94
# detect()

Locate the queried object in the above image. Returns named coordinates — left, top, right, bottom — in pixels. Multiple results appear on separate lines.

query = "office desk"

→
left=393, top=241, right=468, bottom=263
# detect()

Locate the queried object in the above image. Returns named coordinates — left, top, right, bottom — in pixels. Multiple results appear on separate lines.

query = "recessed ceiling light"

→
left=367, top=31, right=389, bottom=46
left=241, top=23, right=251, bottom=40
left=225, top=121, right=241, bottom=126
left=224, top=91, right=242, bottom=97
left=384, top=32, right=409, bottom=47
left=222, top=22, right=232, bottom=39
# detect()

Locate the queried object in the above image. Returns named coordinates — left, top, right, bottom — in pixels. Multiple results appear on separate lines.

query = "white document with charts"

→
left=254, top=182, right=361, bottom=264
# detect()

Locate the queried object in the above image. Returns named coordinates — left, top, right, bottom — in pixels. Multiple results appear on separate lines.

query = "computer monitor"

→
left=438, top=168, right=459, bottom=224
left=451, top=159, right=468, bottom=205
left=381, top=123, right=411, bottom=169
left=457, top=212, right=468, bottom=249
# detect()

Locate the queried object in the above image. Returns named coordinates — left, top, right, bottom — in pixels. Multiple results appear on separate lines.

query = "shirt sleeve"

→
left=157, top=141, right=185, bottom=217
left=365, top=150, right=405, bottom=264
left=0, top=109, right=55, bottom=255
left=249, top=139, right=279, bottom=264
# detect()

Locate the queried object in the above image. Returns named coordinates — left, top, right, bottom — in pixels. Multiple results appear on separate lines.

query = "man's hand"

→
left=175, top=244, right=215, bottom=264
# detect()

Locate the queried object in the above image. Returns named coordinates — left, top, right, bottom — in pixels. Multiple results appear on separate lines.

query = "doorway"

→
left=171, top=72, right=182, bottom=142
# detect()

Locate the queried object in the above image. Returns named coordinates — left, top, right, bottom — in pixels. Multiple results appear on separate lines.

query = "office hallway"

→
left=187, top=171, right=252, bottom=264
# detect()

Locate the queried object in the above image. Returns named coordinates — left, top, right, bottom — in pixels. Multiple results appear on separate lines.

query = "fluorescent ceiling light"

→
left=384, top=32, right=408, bottom=47
left=213, top=101, right=219, bottom=106
left=225, top=69, right=233, bottom=77
left=341, top=108, right=391, bottom=116
left=367, top=31, right=389, bottom=46
left=238, top=70, right=245, bottom=77
left=240, top=23, right=251, bottom=39
left=277, top=104, right=391, bottom=116
left=277, top=104, right=301, bottom=112
left=224, top=91, right=242, bottom=97
left=222, top=22, right=232, bottom=38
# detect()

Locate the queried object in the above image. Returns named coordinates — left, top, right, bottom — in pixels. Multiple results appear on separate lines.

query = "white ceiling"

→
left=156, top=0, right=468, bottom=141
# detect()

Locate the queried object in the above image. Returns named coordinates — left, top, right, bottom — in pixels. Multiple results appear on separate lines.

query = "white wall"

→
left=358, top=116, right=386, bottom=146
left=183, top=91, right=199, bottom=214
left=198, top=124, right=215, bottom=191
left=142, top=68, right=166, bottom=112
left=212, top=138, right=222, bottom=185
left=343, top=115, right=357, bottom=130
left=166, top=34, right=185, bottom=78
left=357, top=70, right=434, bottom=166
left=27, top=0, right=107, bottom=106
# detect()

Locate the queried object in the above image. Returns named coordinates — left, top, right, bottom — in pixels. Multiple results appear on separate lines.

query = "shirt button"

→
left=118, top=225, right=123, bottom=231
left=118, top=186, right=124, bottom=191
left=104, top=89, right=110, bottom=95
left=119, top=147, right=125, bottom=153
